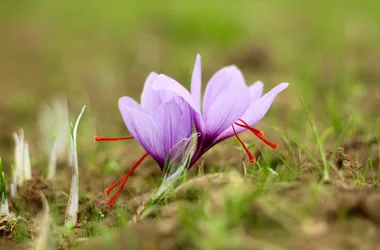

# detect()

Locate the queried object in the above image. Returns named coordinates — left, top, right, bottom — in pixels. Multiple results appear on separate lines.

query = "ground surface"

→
left=0, top=0, right=380, bottom=249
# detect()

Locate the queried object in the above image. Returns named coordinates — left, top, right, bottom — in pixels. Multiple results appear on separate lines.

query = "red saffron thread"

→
left=94, top=136, right=134, bottom=142
left=232, top=125, right=255, bottom=163
left=234, top=120, right=278, bottom=150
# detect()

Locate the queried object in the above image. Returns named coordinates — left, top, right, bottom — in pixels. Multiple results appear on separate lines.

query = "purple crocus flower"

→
left=97, top=54, right=288, bottom=206
left=152, top=54, right=288, bottom=165
left=95, top=72, right=194, bottom=205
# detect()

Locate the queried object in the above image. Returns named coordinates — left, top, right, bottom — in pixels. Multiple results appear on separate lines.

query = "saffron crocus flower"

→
left=96, top=72, right=194, bottom=205
left=152, top=54, right=288, bottom=165
left=97, top=54, right=288, bottom=206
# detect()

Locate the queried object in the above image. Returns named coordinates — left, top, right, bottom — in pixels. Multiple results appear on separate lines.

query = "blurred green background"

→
left=0, top=0, right=379, bottom=162
left=1, top=1, right=380, bottom=249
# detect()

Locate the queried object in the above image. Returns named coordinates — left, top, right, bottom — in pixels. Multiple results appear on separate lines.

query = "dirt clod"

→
left=18, top=177, right=53, bottom=205
left=334, top=147, right=361, bottom=170
left=319, top=187, right=380, bottom=226
left=343, top=135, right=378, bottom=167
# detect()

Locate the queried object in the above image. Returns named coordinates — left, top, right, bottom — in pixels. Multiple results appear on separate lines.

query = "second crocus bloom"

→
left=152, top=54, right=288, bottom=165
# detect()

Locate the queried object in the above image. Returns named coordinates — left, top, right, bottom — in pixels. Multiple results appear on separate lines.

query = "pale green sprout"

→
left=0, top=158, right=9, bottom=214
left=38, top=97, right=71, bottom=179
left=0, top=159, right=23, bottom=234
left=11, top=129, right=32, bottom=197
left=140, top=133, right=198, bottom=218
left=65, top=105, right=86, bottom=229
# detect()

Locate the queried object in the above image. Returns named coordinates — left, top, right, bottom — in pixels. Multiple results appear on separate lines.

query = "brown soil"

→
left=10, top=178, right=54, bottom=216
left=1, top=125, right=379, bottom=250
left=0, top=240, right=23, bottom=250
left=75, top=134, right=380, bottom=250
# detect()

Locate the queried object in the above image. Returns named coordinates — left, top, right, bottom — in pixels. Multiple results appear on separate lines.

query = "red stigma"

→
left=234, top=119, right=279, bottom=150
left=232, top=125, right=255, bottom=163
left=105, top=153, right=149, bottom=206
left=95, top=136, right=134, bottom=142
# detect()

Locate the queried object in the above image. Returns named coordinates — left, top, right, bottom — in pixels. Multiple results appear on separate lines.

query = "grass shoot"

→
left=10, top=129, right=32, bottom=197
left=39, top=97, right=71, bottom=179
left=65, top=105, right=86, bottom=229
left=0, top=158, right=9, bottom=215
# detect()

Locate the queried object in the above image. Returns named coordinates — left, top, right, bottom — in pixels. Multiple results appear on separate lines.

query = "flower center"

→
left=232, top=119, right=279, bottom=163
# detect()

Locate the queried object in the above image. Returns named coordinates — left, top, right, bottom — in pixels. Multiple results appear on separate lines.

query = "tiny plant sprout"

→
left=24, top=143, right=31, bottom=180
left=0, top=158, right=9, bottom=215
left=11, top=129, right=32, bottom=197
left=39, top=97, right=71, bottom=179
left=65, top=105, right=86, bottom=229
left=140, top=133, right=198, bottom=218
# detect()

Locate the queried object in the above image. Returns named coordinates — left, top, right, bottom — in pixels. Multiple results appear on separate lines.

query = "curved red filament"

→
left=105, top=153, right=149, bottom=206
left=95, top=136, right=134, bottom=142
left=236, top=119, right=264, bottom=136
left=234, top=119, right=279, bottom=150
left=232, top=125, right=255, bottom=163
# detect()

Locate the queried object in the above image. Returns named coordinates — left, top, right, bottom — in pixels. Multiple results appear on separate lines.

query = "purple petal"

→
left=173, top=98, right=194, bottom=142
left=191, top=54, right=202, bottom=107
left=153, top=98, right=192, bottom=157
left=249, top=81, right=264, bottom=103
left=120, top=96, right=143, bottom=111
left=202, top=66, right=250, bottom=138
left=247, top=82, right=289, bottom=126
left=214, top=82, right=289, bottom=143
left=203, top=66, right=246, bottom=113
left=151, top=73, right=205, bottom=134
left=141, top=72, right=174, bottom=114
left=119, top=97, right=165, bottom=166
left=141, top=72, right=158, bottom=110
left=152, top=74, right=201, bottom=114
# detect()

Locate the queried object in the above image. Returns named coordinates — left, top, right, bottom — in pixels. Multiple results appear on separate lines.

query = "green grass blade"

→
left=0, top=158, right=9, bottom=214
left=329, top=112, right=356, bottom=163
left=298, top=93, right=329, bottom=181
